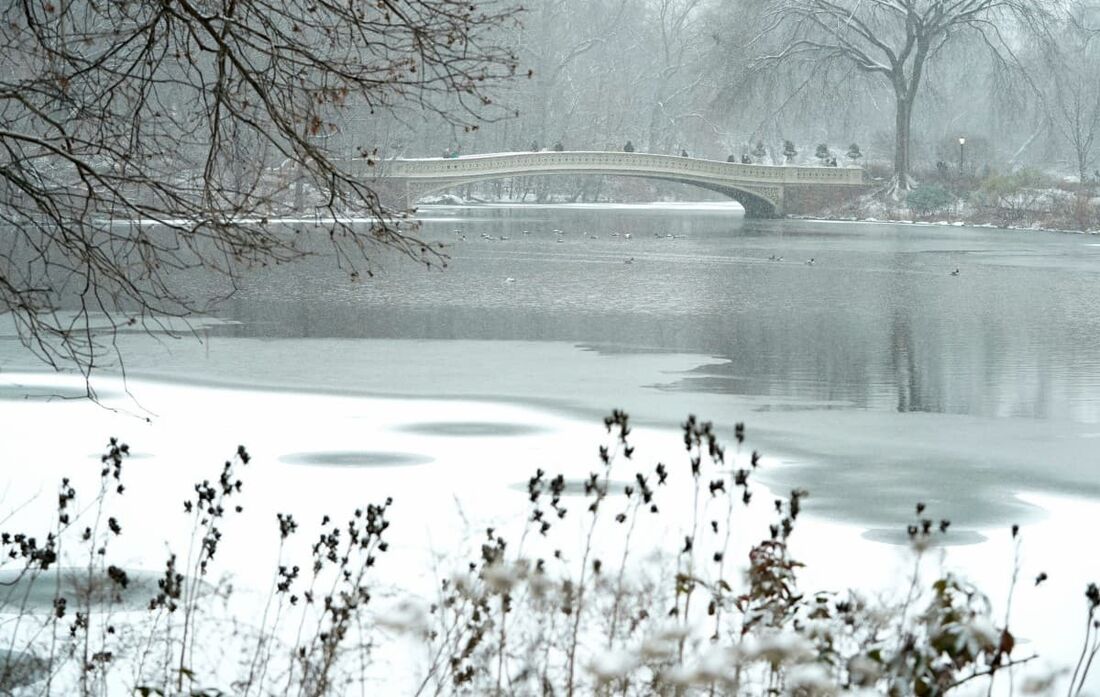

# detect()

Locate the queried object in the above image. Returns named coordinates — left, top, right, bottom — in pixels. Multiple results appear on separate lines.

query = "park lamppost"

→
left=956, top=137, right=967, bottom=216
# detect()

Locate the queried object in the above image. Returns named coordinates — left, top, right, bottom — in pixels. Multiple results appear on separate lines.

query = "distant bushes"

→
left=864, top=166, right=1100, bottom=230
left=972, top=169, right=1055, bottom=225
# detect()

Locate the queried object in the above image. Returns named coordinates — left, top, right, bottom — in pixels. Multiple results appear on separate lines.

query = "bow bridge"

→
left=355, top=151, right=866, bottom=218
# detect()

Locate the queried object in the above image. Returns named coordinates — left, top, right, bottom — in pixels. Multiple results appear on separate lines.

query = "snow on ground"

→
left=0, top=372, right=1096, bottom=692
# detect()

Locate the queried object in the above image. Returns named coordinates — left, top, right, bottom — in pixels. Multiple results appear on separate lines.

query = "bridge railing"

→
left=358, top=151, right=864, bottom=185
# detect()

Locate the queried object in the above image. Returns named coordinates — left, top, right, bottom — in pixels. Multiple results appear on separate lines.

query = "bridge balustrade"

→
left=377, top=151, right=862, bottom=185
left=355, top=150, right=866, bottom=217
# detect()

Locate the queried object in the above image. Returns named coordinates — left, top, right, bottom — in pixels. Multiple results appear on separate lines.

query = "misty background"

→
left=309, top=0, right=1100, bottom=189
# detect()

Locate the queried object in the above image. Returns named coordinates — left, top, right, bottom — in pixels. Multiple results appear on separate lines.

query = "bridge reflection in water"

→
left=354, top=151, right=866, bottom=218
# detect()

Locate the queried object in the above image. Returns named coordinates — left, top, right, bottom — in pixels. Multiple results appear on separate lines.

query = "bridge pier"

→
left=743, top=197, right=782, bottom=218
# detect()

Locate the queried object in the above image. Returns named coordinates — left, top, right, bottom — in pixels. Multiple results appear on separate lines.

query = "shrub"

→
left=906, top=185, right=955, bottom=217
left=976, top=169, right=1053, bottom=224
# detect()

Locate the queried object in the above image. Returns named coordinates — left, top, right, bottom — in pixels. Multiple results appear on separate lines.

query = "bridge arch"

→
left=357, top=151, right=865, bottom=218
left=409, top=172, right=780, bottom=217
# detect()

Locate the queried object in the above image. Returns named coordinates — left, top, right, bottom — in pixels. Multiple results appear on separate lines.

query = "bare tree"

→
left=517, top=0, right=627, bottom=145
left=1047, top=2, right=1100, bottom=226
left=0, top=0, right=519, bottom=379
left=755, top=0, right=1052, bottom=194
left=644, top=0, right=708, bottom=153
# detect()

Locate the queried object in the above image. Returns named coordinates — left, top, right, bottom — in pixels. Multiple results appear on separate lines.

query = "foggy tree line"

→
left=343, top=0, right=1100, bottom=190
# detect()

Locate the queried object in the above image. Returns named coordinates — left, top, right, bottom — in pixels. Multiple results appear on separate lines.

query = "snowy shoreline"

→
left=789, top=213, right=1100, bottom=236
left=421, top=193, right=1100, bottom=235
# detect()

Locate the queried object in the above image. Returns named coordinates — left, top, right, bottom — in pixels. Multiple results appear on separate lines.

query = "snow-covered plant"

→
left=1, top=416, right=1095, bottom=696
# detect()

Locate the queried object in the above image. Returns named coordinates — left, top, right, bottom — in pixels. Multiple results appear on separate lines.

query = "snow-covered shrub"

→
left=906, top=185, right=955, bottom=217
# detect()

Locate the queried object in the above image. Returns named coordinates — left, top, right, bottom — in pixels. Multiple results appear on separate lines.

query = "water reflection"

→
left=0, top=567, right=200, bottom=614
left=280, top=451, right=433, bottom=467
left=191, top=207, right=1100, bottom=424
left=861, top=528, right=986, bottom=547
left=6, top=205, right=1100, bottom=529
left=396, top=421, right=545, bottom=437
left=507, top=479, right=634, bottom=497
left=0, top=650, right=48, bottom=690
left=0, top=384, right=117, bottom=401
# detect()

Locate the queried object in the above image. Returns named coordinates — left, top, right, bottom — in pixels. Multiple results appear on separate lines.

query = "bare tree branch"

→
left=0, top=0, right=521, bottom=377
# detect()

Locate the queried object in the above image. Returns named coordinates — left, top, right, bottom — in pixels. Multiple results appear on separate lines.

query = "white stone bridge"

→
left=353, top=151, right=867, bottom=217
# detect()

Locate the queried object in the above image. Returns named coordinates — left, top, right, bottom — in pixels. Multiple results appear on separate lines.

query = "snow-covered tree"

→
left=1046, top=2, right=1100, bottom=221
left=756, top=0, right=1054, bottom=194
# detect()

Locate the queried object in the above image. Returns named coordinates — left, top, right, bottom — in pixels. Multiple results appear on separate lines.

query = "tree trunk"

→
left=1077, top=150, right=1090, bottom=230
left=893, top=91, right=914, bottom=196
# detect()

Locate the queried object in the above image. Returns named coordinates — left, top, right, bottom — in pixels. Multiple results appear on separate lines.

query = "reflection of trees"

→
left=882, top=272, right=1065, bottom=421
left=203, top=213, right=1088, bottom=423
left=889, top=312, right=925, bottom=413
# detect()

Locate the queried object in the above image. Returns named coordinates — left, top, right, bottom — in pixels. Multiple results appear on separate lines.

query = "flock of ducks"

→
left=460, top=228, right=669, bottom=243
left=451, top=229, right=964, bottom=283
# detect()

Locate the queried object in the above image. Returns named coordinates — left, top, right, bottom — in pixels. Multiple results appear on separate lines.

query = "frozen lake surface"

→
left=2, top=202, right=1100, bottom=689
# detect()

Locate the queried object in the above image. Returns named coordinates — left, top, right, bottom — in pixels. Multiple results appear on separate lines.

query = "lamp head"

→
left=958, top=137, right=967, bottom=146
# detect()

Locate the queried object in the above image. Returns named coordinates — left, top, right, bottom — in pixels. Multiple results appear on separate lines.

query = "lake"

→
left=2, top=202, right=1099, bottom=688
